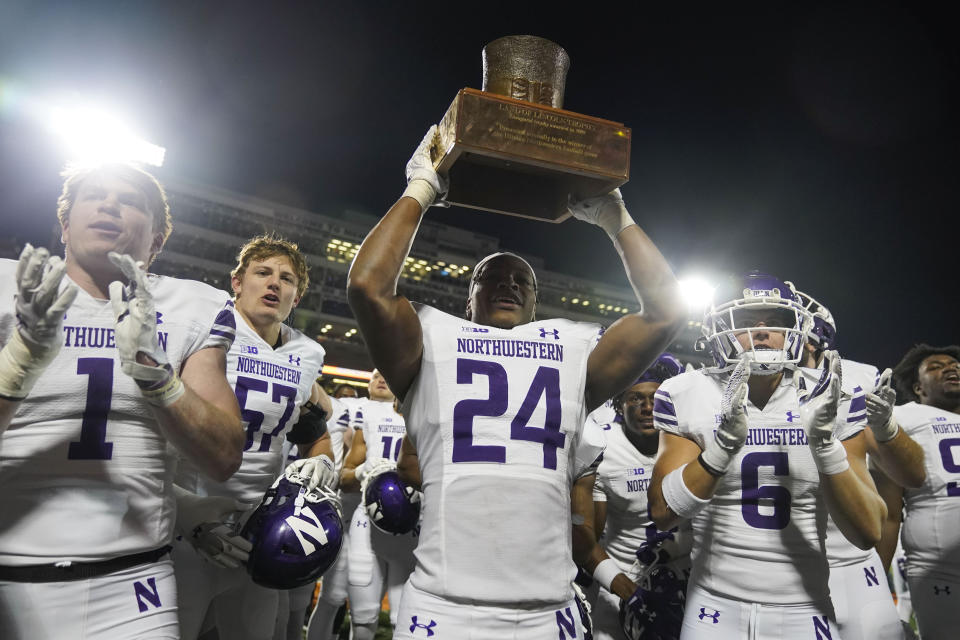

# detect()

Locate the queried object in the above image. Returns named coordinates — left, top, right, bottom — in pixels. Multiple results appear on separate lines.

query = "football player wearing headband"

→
left=346, top=125, right=685, bottom=639
left=649, top=271, right=886, bottom=640
left=340, top=369, right=417, bottom=640
left=790, top=284, right=923, bottom=640
left=585, top=353, right=692, bottom=640
left=171, top=234, right=336, bottom=640
left=0, top=163, right=244, bottom=640
left=874, top=344, right=960, bottom=640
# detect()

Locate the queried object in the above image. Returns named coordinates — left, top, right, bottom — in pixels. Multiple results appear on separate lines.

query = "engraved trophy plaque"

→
left=431, top=35, right=631, bottom=222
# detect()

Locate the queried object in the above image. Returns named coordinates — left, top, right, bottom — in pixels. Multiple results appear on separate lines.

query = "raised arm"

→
left=570, top=191, right=685, bottom=412
left=0, top=245, right=77, bottom=433
left=799, top=353, right=885, bottom=549
left=347, top=127, right=446, bottom=401
left=164, top=345, right=244, bottom=482
left=871, top=465, right=906, bottom=571
left=864, top=368, right=926, bottom=489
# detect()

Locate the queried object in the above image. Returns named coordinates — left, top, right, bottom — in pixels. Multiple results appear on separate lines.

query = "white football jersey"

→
left=0, top=260, right=235, bottom=565
left=593, top=426, right=692, bottom=573
left=355, top=398, right=406, bottom=466
left=403, top=304, right=602, bottom=606
left=328, top=396, right=362, bottom=476
left=175, top=314, right=325, bottom=506
left=825, top=358, right=878, bottom=566
left=654, top=366, right=865, bottom=604
left=894, top=402, right=960, bottom=579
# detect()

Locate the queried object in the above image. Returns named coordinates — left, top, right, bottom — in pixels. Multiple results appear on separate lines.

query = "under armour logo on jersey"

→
left=409, top=616, right=437, bottom=636
left=786, top=411, right=799, bottom=422
left=698, top=608, right=720, bottom=623
left=288, top=355, right=301, bottom=366
left=934, top=585, right=952, bottom=595
left=133, top=577, right=162, bottom=613
left=539, top=327, right=560, bottom=340
left=355, top=519, right=367, bottom=528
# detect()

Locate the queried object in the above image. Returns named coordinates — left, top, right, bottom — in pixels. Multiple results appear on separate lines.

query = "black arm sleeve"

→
left=286, top=401, right=328, bottom=445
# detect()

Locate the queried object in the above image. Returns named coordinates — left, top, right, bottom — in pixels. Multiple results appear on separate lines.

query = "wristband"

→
left=811, top=438, right=850, bottom=475
left=592, top=558, right=621, bottom=593
left=871, top=416, right=901, bottom=444
left=697, top=452, right=726, bottom=478
left=401, top=179, right=436, bottom=213
left=700, top=435, right=736, bottom=476
left=138, top=368, right=186, bottom=408
left=662, top=464, right=711, bottom=519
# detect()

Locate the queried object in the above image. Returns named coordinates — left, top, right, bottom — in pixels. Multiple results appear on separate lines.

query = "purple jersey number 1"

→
left=452, top=358, right=565, bottom=469
left=68, top=357, right=115, bottom=460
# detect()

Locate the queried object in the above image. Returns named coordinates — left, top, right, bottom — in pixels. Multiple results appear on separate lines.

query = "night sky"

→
left=1, top=2, right=956, bottom=369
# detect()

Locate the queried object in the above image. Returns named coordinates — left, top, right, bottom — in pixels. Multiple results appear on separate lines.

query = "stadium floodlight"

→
left=678, top=276, right=715, bottom=314
left=46, top=103, right=165, bottom=167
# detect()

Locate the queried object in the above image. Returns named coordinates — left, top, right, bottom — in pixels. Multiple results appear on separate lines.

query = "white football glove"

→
left=0, top=244, right=77, bottom=399
left=866, top=368, right=900, bottom=443
left=357, top=459, right=398, bottom=494
left=286, top=454, right=338, bottom=491
left=700, top=359, right=750, bottom=475
left=107, top=252, right=185, bottom=407
left=796, top=350, right=848, bottom=475
left=567, top=188, right=636, bottom=241
left=172, top=485, right=251, bottom=569
left=403, top=125, right=449, bottom=211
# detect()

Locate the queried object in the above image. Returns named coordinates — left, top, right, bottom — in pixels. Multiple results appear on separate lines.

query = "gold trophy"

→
left=431, top=35, right=631, bottom=222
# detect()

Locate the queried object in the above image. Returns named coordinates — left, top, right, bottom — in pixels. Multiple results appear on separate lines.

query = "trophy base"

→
left=432, top=88, right=631, bottom=222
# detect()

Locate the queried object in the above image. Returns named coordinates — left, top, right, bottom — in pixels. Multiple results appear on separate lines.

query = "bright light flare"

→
left=46, top=103, right=165, bottom=166
left=678, top=276, right=715, bottom=313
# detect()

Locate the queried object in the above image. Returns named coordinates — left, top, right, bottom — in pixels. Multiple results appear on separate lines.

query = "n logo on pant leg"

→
left=556, top=606, right=577, bottom=638
left=864, top=566, right=880, bottom=587
left=133, top=577, right=162, bottom=613
left=812, top=616, right=833, bottom=640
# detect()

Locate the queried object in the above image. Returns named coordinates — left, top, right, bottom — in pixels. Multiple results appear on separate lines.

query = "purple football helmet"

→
left=363, top=469, right=421, bottom=535
left=786, top=283, right=837, bottom=350
left=241, top=476, right=344, bottom=589
left=700, top=272, right=812, bottom=374
left=619, top=563, right=687, bottom=640
left=636, top=352, right=685, bottom=385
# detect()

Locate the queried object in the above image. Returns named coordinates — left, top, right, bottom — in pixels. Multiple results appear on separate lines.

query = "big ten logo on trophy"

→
left=431, top=35, right=631, bottom=222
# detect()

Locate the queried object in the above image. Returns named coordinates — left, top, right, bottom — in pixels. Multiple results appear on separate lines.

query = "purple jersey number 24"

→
left=451, top=358, right=565, bottom=469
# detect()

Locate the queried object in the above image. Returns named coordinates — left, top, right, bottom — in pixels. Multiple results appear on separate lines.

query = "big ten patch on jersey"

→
left=359, top=399, right=406, bottom=464
left=0, top=273, right=233, bottom=564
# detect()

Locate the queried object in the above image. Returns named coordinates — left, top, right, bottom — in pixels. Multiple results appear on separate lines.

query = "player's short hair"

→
left=892, top=343, right=960, bottom=403
left=231, top=233, right=310, bottom=299
left=56, top=163, right=172, bottom=252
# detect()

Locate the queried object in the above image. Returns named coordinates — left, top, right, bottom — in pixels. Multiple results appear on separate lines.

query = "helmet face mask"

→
left=702, top=273, right=813, bottom=375
left=241, top=475, right=344, bottom=589
left=789, top=285, right=837, bottom=351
